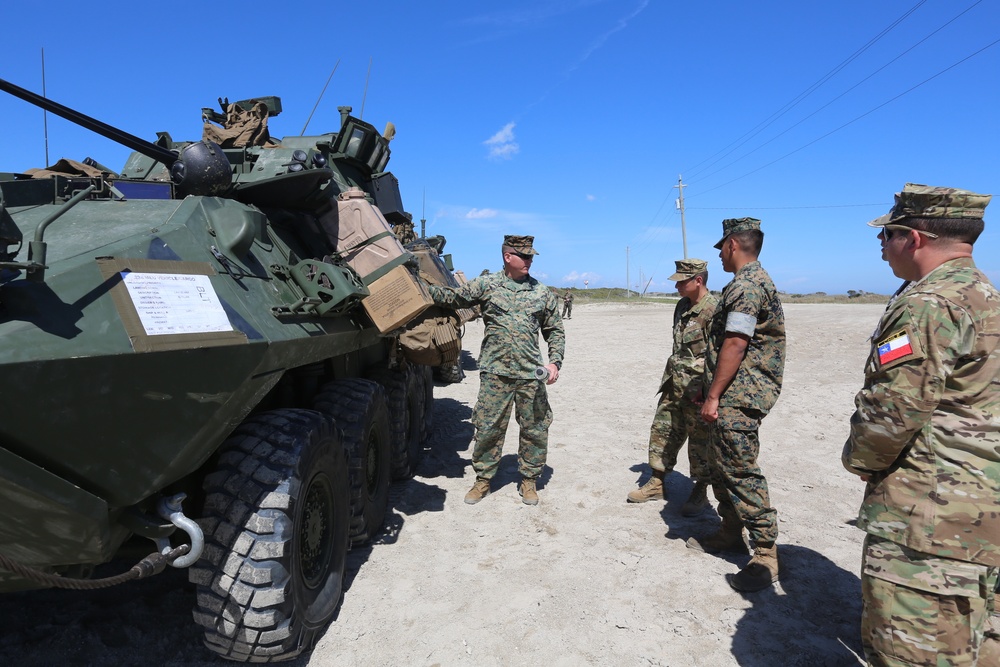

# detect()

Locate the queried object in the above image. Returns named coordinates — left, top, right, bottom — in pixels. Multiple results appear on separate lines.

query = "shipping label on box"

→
left=362, top=264, right=434, bottom=333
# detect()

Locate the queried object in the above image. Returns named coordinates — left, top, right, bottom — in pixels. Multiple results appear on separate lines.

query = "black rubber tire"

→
left=414, top=364, right=435, bottom=447
left=312, top=379, right=391, bottom=546
left=433, top=361, right=465, bottom=384
left=190, top=409, right=350, bottom=662
left=368, top=366, right=424, bottom=480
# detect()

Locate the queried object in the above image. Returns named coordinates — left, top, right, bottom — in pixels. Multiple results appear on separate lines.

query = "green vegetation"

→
left=554, top=288, right=888, bottom=305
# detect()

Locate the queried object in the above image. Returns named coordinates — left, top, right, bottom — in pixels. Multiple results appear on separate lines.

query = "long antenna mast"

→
left=359, top=57, right=372, bottom=120
left=300, top=60, right=340, bottom=135
left=420, top=189, right=426, bottom=239
left=41, top=47, right=49, bottom=166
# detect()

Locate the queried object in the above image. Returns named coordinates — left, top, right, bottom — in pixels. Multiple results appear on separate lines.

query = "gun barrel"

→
left=0, top=77, right=178, bottom=167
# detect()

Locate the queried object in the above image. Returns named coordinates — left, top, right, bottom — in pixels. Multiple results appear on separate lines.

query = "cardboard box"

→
left=362, top=264, right=434, bottom=333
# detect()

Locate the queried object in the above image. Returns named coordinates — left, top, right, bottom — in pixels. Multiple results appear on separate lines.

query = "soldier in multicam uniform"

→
left=428, top=235, right=565, bottom=506
left=626, top=258, right=718, bottom=517
left=686, top=217, right=785, bottom=594
left=842, top=184, right=1000, bottom=667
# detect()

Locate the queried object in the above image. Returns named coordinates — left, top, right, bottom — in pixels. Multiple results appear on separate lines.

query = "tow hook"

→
left=155, top=493, right=204, bottom=568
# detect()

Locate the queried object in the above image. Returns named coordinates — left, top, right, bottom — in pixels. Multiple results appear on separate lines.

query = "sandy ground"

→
left=0, top=301, right=885, bottom=666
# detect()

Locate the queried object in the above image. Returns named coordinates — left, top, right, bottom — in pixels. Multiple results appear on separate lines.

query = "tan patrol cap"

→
left=503, top=234, right=539, bottom=256
left=714, top=217, right=761, bottom=249
left=668, top=258, right=708, bottom=281
left=868, top=183, right=991, bottom=228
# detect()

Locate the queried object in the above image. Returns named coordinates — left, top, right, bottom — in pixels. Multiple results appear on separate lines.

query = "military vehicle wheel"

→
left=368, top=366, right=424, bottom=480
left=434, top=361, right=465, bottom=384
left=190, top=409, right=350, bottom=662
left=313, top=379, right=391, bottom=545
left=414, top=364, right=435, bottom=446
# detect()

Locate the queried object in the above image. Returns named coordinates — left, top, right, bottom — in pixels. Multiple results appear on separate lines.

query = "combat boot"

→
left=627, top=471, right=665, bottom=503
left=681, top=481, right=711, bottom=517
left=685, top=521, right=749, bottom=555
left=464, top=478, right=491, bottom=505
left=730, top=543, right=779, bottom=592
left=519, top=478, right=539, bottom=506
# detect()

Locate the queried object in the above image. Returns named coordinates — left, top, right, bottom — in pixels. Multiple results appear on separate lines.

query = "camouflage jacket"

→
left=705, top=261, right=785, bottom=413
left=659, top=293, right=719, bottom=400
left=429, top=271, right=565, bottom=379
left=842, top=257, right=1000, bottom=566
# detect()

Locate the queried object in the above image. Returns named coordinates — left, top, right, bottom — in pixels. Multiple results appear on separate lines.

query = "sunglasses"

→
left=882, top=224, right=939, bottom=240
left=508, top=251, right=534, bottom=261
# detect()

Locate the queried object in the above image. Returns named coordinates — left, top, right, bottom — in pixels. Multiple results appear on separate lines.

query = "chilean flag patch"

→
left=877, top=331, right=913, bottom=365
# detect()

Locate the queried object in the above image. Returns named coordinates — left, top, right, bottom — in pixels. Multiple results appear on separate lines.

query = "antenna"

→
left=420, top=189, right=426, bottom=239
left=41, top=47, right=49, bottom=166
left=359, top=57, right=372, bottom=120
left=300, top=60, right=340, bottom=135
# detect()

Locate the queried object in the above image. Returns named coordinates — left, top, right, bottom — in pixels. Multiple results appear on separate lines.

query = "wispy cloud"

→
left=466, top=208, right=499, bottom=219
left=562, top=270, right=601, bottom=283
left=484, top=122, right=519, bottom=160
left=568, top=0, right=649, bottom=74
left=586, top=194, right=596, bottom=201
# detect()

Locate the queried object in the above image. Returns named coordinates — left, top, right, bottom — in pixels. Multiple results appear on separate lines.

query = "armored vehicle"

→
left=0, top=78, right=446, bottom=661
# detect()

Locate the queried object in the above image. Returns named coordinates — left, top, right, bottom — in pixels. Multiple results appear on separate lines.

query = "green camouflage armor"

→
left=843, top=257, right=1000, bottom=665
left=430, top=271, right=565, bottom=480
left=705, top=261, right=785, bottom=546
left=647, top=293, right=719, bottom=479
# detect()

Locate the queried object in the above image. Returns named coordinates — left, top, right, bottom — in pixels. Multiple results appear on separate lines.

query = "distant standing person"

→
left=428, top=235, right=565, bottom=506
left=842, top=184, right=1000, bottom=666
left=686, top=217, right=785, bottom=594
left=626, top=258, right=717, bottom=517
left=562, top=291, right=574, bottom=319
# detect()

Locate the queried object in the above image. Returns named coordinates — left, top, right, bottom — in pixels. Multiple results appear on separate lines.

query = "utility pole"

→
left=673, top=175, right=688, bottom=259
left=420, top=189, right=426, bottom=238
left=625, top=246, right=630, bottom=298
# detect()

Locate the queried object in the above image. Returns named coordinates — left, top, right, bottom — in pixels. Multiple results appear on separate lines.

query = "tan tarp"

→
left=25, top=158, right=106, bottom=179
left=202, top=101, right=278, bottom=148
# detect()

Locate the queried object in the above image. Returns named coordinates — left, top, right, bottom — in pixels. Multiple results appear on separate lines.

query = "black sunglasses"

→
left=509, top=251, right=533, bottom=261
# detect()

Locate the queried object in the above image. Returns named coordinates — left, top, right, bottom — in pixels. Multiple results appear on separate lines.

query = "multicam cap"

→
left=668, top=258, right=708, bottom=281
left=868, top=183, right=991, bottom=228
left=714, top=217, right=761, bottom=249
left=503, top=234, right=539, bottom=256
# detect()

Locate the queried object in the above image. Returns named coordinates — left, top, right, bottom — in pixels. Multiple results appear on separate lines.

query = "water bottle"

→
left=534, top=366, right=550, bottom=381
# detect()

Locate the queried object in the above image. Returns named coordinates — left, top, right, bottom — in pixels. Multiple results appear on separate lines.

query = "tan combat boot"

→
left=681, top=481, right=711, bottom=517
left=464, top=478, right=491, bottom=505
left=730, top=543, right=779, bottom=592
left=519, top=478, right=539, bottom=506
left=627, top=471, right=665, bottom=503
left=685, top=521, right=749, bottom=555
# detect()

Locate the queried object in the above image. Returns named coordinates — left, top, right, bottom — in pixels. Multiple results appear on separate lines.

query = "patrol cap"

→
left=868, top=183, right=991, bottom=228
left=668, top=258, right=708, bottom=281
left=714, top=217, right=761, bottom=249
left=503, top=234, right=539, bottom=256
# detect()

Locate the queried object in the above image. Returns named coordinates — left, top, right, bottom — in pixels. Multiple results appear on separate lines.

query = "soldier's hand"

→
left=545, top=363, right=559, bottom=385
left=700, top=397, right=719, bottom=423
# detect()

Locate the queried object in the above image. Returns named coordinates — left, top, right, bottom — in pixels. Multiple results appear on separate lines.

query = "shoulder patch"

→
left=876, top=328, right=918, bottom=367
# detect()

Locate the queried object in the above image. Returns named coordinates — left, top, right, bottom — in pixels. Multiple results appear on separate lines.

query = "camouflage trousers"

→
left=708, top=406, right=777, bottom=546
left=647, top=392, right=710, bottom=482
left=471, top=372, right=553, bottom=480
left=562, top=303, right=572, bottom=318
left=861, top=536, right=999, bottom=666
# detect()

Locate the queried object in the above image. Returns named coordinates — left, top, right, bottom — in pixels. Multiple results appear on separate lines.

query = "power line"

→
left=688, top=0, right=984, bottom=187
left=687, top=203, right=890, bottom=210
left=683, top=0, right=928, bottom=180
left=690, top=36, right=1000, bottom=198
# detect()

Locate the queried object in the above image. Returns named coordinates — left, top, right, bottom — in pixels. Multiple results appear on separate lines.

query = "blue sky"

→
left=1, top=1, right=997, bottom=295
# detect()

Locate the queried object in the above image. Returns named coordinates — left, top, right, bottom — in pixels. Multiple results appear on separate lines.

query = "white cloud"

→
left=465, top=208, right=499, bottom=219
left=484, top=122, right=519, bottom=160
left=586, top=194, right=596, bottom=201
left=562, top=271, right=601, bottom=284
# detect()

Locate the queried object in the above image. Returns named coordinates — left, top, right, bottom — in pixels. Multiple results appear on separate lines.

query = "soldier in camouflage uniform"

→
left=626, top=258, right=718, bottom=517
left=686, top=217, right=785, bottom=594
left=562, top=291, right=574, bottom=319
left=842, top=184, right=1000, bottom=667
left=428, top=235, right=565, bottom=506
